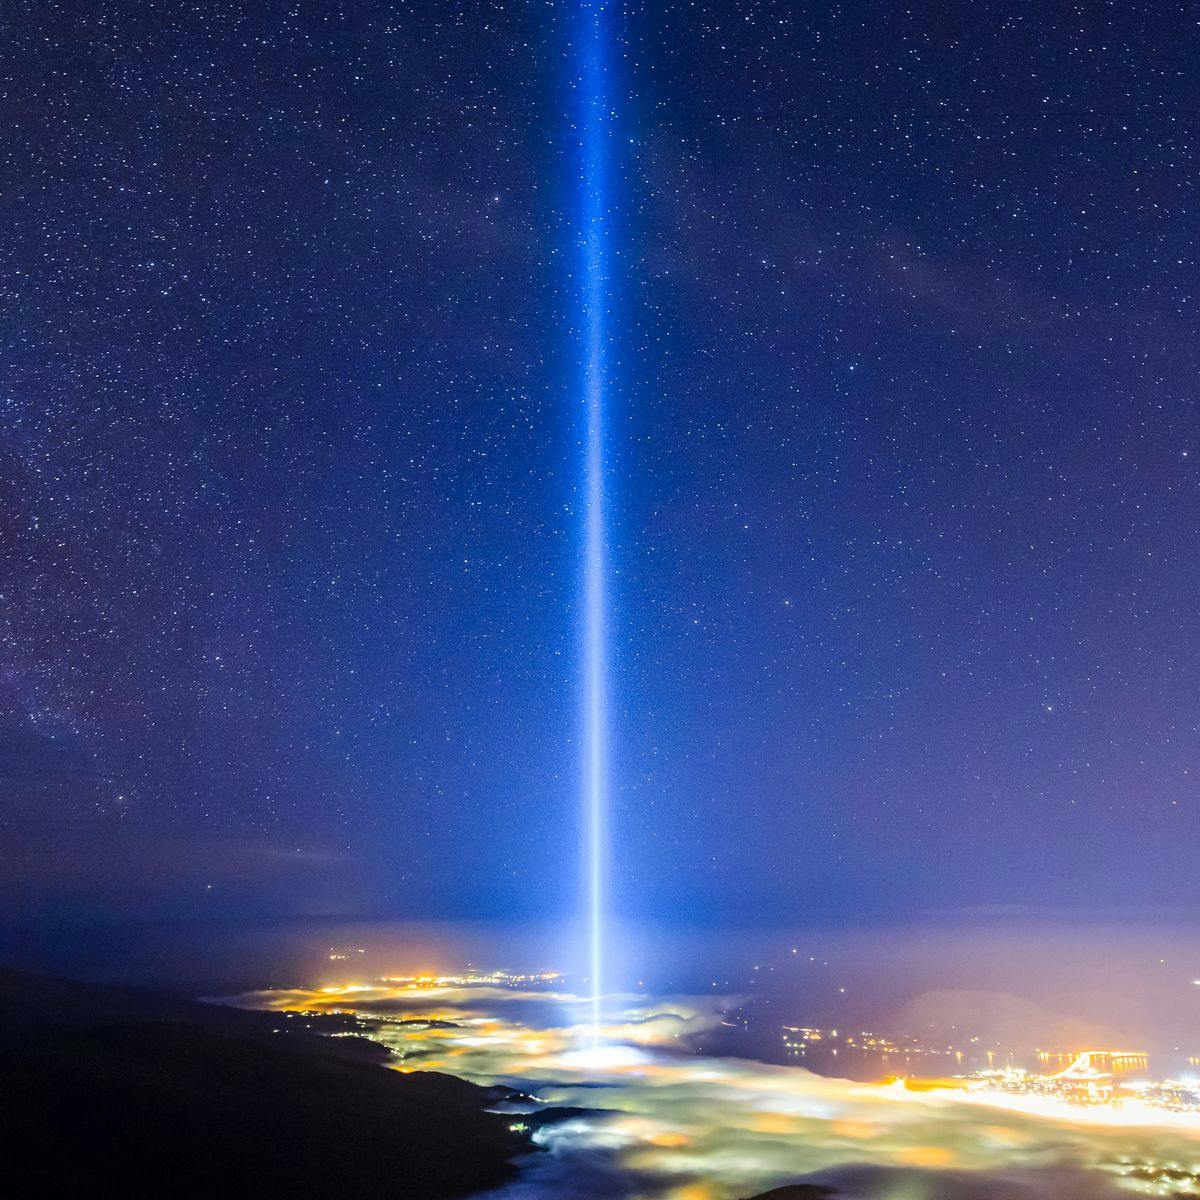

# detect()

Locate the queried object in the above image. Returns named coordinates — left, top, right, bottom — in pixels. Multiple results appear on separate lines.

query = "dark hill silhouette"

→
left=0, top=969, right=527, bottom=1199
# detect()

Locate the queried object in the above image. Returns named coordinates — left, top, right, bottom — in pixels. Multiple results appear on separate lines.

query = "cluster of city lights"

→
left=377, top=971, right=563, bottom=989
left=779, top=1023, right=1200, bottom=1120
left=948, top=1057, right=1200, bottom=1121
left=782, top=1024, right=983, bottom=1063
left=226, top=976, right=1200, bottom=1199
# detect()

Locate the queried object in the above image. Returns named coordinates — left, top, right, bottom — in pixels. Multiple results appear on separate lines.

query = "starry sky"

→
left=2, top=0, right=1197, bottom=933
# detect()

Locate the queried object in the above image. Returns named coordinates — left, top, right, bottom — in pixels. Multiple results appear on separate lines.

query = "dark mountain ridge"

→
left=0, top=968, right=528, bottom=1199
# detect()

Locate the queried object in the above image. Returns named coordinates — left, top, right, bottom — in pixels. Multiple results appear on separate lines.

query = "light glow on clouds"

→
left=233, top=983, right=1200, bottom=1200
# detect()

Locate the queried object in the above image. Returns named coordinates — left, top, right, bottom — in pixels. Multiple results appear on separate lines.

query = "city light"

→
left=231, top=977, right=1200, bottom=1199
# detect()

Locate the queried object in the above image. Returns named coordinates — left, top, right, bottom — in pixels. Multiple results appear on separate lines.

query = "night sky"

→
left=2, top=0, right=1198, bottom=932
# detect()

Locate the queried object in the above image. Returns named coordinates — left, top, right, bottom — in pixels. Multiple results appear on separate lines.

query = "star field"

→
left=0, top=0, right=1197, bottom=927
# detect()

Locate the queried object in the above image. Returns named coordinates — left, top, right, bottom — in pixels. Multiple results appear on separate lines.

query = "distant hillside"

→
left=890, top=988, right=1119, bottom=1051
left=0, top=969, right=528, bottom=1199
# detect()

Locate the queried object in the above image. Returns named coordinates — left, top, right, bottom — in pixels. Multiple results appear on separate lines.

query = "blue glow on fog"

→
left=577, top=0, right=611, bottom=1045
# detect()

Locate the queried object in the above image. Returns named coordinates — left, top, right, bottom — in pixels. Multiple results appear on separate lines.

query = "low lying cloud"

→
left=230, top=983, right=1200, bottom=1200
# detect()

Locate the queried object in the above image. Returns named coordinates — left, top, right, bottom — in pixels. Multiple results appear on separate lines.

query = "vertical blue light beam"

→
left=578, top=0, right=610, bottom=1047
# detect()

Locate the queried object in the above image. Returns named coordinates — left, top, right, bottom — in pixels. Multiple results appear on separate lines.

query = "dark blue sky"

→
left=1, top=0, right=1197, bottom=932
